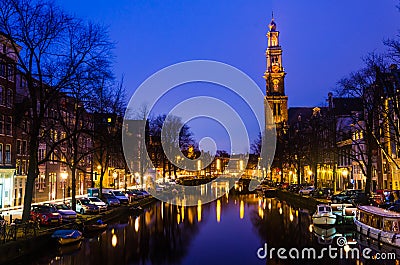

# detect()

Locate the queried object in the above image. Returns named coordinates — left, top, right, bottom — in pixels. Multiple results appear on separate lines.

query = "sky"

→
left=57, top=0, right=400, bottom=152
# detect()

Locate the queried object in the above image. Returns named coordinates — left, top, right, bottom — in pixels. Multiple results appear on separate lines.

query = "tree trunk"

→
left=313, top=163, right=318, bottom=187
left=22, top=130, right=39, bottom=221
left=297, top=159, right=302, bottom=184
left=163, top=158, right=166, bottom=181
left=71, top=167, right=77, bottom=211
left=100, top=173, right=104, bottom=198
left=173, top=165, right=177, bottom=179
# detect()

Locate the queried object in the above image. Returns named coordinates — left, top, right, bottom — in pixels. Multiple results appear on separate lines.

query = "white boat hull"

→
left=312, top=214, right=336, bottom=226
left=354, top=219, right=400, bottom=248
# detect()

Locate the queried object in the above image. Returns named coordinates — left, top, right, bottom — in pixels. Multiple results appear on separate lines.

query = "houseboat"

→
left=354, top=205, right=400, bottom=247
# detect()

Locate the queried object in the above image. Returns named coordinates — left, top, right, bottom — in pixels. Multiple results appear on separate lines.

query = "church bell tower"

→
left=264, top=15, right=288, bottom=125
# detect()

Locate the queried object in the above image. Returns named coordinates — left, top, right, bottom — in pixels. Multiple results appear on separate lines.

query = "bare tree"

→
left=0, top=0, right=114, bottom=220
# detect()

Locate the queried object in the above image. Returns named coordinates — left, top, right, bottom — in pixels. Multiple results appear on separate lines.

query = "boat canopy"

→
left=358, top=205, right=400, bottom=218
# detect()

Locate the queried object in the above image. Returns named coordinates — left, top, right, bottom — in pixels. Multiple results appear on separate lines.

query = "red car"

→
left=30, top=205, right=62, bottom=225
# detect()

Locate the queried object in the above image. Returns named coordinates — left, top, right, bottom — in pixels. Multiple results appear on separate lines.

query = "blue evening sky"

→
left=57, top=0, right=399, bottom=152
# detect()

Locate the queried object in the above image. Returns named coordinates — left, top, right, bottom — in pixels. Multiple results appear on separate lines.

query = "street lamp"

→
left=113, top=171, right=118, bottom=189
left=60, top=172, right=68, bottom=202
left=342, top=168, right=349, bottom=190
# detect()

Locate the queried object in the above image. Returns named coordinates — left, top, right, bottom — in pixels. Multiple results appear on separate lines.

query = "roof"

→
left=358, top=205, right=400, bottom=219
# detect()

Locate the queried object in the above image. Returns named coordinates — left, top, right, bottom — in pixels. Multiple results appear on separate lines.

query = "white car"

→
left=299, top=186, right=315, bottom=196
left=88, top=196, right=108, bottom=211
left=74, top=198, right=100, bottom=214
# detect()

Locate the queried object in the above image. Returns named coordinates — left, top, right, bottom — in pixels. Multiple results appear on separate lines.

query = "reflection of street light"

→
left=61, top=172, right=68, bottom=202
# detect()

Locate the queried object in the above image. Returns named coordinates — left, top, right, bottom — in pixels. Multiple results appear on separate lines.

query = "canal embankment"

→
left=0, top=196, right=157, bottom=264
left=275, top=189, right=329, bottom=211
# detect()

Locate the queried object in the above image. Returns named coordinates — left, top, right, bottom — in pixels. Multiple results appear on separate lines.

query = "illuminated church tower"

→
left=264, top=16, right=288, bottom=125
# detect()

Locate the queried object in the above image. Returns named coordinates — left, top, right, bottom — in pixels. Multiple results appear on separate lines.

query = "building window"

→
left=38, top=147, right=46, bottom=162
left=0, top=115, right=3, bottom=134
left=5, top=144, right=11, bottom=164
left=6, top=88, right=12, bottom=107
left=0, top=86, right=3, bottom=105
left=22, top=140, right=27, bottom=155
left=16, top=159, right=21, bottom=174
left=5, top=116, right=12, bottom=135
left=0, top=61, right=5, bottom=78
left=0, top=144, right=2, bottom=163
left=22, top=160, right=27, bottom=175
left=7, top=65, right=14, bottom=82
left=273, top=103, right=281, bottom=116
left=16, top=139, right=21, bottom=155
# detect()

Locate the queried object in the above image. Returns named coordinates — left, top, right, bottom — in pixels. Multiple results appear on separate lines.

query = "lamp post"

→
left=61, top=172, right=68, bottom=202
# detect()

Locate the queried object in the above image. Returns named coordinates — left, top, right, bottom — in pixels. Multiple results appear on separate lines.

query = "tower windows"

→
left=273, top=103, right=281, bottom=116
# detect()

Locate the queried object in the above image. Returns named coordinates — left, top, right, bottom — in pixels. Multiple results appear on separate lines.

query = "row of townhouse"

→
left=279, top=66, right=400, bottom=192
left=0, top=34, right=129, bottom=209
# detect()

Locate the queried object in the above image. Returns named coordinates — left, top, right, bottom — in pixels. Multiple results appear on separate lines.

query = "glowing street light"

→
left=60, top=172, right=68, bottom=202
left=113, top=171, right=118, bottom=189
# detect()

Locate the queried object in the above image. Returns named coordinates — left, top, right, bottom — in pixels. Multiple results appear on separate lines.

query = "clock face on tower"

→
left=272, top=65, right=279, bottom=73
left=273, top=79, right=279, bottom=91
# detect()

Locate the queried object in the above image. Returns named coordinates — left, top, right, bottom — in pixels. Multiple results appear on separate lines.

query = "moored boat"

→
left=84, top=223, right=107, bottom=232
left=354, top=205, right=400, bottom=247
left=52, top=229, right=83, bottom=245
left=312, top=204, right=336, bottom=226
left=331, top=203, right=356, bottom=225
left=263, top=188, right=277, bottom=198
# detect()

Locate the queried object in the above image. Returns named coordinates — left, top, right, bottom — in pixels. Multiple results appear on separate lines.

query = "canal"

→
left=15, top=190, right=399, bottom=265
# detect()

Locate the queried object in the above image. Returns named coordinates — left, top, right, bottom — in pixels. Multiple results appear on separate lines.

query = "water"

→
left=15, top=191, right=399, bottom=265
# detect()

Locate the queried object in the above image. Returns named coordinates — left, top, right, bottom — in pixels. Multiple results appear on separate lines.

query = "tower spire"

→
left=264, top=14, right=288, bottom=125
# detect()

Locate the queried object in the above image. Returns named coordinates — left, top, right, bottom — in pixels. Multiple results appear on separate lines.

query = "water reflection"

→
left=15, top=191, right=399, bottom=265
left=216, top=199, right=221, bottom=223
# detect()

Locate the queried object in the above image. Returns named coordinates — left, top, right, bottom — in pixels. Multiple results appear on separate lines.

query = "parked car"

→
left=311, top=188, right=333, bottom=199
left=30, top=205, right=62, bottom=225
left=139, top=189, right=151, bottom=197
left=129, top=189, right=145, bottom=199
left=105, top=190, right=129, bottom=204
left=299, top=186, right=315, bottom=196
left=125, top=190, right=138, bottom=202
left=88, top=196, right=108, bottom=211
left=43, top=203, right=77, bottom=223
left=75, top=198, right=100, bottom=214
left=101, top=193, right=121, bottom=207
left=349, top=192, right=369, bottom=206
left=388, top=203, right=400, bottom=213
left=331, top=189, right=364, bottom=204
left=288, top=184, right=302, bottom=193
